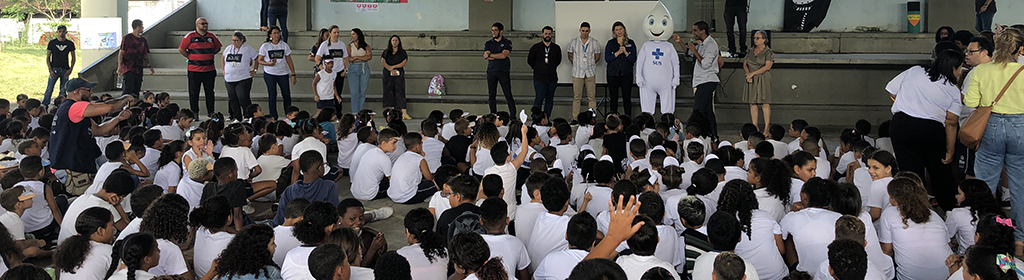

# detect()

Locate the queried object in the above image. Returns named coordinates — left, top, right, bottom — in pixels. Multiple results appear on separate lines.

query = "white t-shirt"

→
left=481, top=234, right=531, bottom=280
left=259, top=41, right=293, bottom=76
left=755, top=188, right=788, bottom=222
left=472, top=147, right=495, bottom=175
left=280, top=135, right=300, bottom=158
left=154, top=125, right=185, bottom=142
left=349, top=142, right=375, bottom=175
left=389, top=151, right=426, bottom=203
left=767, top=139, right=790, bottom=160
left=876, top=138, right=894, bottom=154
left=154, top=163, right=182, bottom=193
left=293, top=137, right=328, bottom=172
left=150, top=238, right=189, bottom=276
left=193, top=227, right=234, bottom=278
left=223, top=44, right=258, bottom=83
left=692, top=251, right=760, bottom=280
left=813, top=256, right=889, bottom=280
left=485, top=163, right=519, bottom=220
left=427, top=192, right=451, bottom=222
left=176, top=177, right=204, bottom=214
left=273, top=225, right=301, bottom=267
left=352, top=147, right=392, bottom=200
left=422, top=137, right=444, bottom=173
left=853, top=167, right=872, bottom=211
left=877, top=208, right=953, bottom=280
left=724, top=166, right=746, bottom=184
left=337, top=135, right=359, bottom=169
left=514, top=202, right=546, bottom=246
left=116, top=218, right=143, bottom=241
left=0, top=212, right=24, bottom=240
left=866, top=177, right=894, bottom=211
left=281, top=245, right=316, bottom=280
left=734, top=210, right=787, bottom=280
left=140, top=147, right=161, bottom=181
left=84, top=162, right=122, bottom=197
left=887, top=65, right=962, bottom=124
left=554, top=143, right=579, bottom=172
left=533, top=249, right=588, bottom=280
left=350, top=266, right=375, bottom=280
left=108, top=269, right=157, bottom=280
left=58, top=241, right=112, bottom=280
left=58, top=194, right=121, bottom=244
left=397, top=243, right=449, bottom=280
left=315, top=69, right=337, bottom=100
left=441, top=123, right=458, bottom=140
left=526, top=213, right=570, bottom=272
left=814, top=156, right=830, bottom=179
left=743, top=149, right=757, bottom=170
left=221, top=145, right=259, bottom=180
left=789, top=178, right=805, bottom=210
left=616, top=254, right=682, bottom=280
left=946, top=207, right=979, bottom=255
left=253, top=154, right=291, bottom=183
left=316, top=40, right=349, bottom=73
left=836, top=151, right=855, bottom=174
left=584, top=185, right=613, bottom=215
left=857, top=212, right=896, bottom=280
left=779, top=207, right=841, bottom=272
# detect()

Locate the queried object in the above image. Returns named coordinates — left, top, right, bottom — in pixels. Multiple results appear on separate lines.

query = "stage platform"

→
left=82, top=27, right=933, bottom=126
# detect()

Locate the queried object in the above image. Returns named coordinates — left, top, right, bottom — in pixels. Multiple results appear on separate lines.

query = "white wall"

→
left=516, top=0, right=686, bottom=32
left=993, top=1, right=1024, bottom=28
left=555, top=1, right=664, bottom=84
left=312, top=0, right=468, bottom=31
left=198, top=0, right=261, bottom=30
left=746, top=0, right=918, bottom=32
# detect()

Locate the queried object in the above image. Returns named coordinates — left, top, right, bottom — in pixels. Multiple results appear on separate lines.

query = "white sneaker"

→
left=243, top=204, right=256, bottom=215
left=367, top=207, right=393, bottom=222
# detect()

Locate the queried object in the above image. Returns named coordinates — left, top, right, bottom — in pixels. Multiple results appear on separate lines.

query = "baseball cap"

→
left=64, top=78, right=98, bottom=92
left=18, top=188, right=36, bottom=201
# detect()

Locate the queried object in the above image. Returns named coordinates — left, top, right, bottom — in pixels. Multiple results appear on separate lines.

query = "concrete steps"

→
left=147, top=48, right=537, bottom=72
left=164, top=30, right=551, bottom=51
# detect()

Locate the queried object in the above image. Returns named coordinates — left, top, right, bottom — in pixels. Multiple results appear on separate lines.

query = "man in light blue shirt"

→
left=679, top=21, right=720, bottom=141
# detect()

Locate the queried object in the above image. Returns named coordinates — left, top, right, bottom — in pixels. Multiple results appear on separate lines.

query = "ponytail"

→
left=293, top=201, right=337, bottom=245
left=189, top=195, right=232, bottom=229
left=475, top=257, right=508, bottom=280
left=54, top=207, right=113, bottom=274
left=404, top=208, right=447, bottom=263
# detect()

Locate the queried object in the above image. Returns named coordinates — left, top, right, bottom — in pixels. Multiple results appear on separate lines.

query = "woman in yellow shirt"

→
left=963, top=27, right=1024, bottom=255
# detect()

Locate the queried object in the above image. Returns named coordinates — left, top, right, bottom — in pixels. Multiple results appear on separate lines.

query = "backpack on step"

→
left=428, top=74, right=446, bottom=97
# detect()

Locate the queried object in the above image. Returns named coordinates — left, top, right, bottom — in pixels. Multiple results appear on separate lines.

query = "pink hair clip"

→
left=996, top=216, right=1016, bottom=229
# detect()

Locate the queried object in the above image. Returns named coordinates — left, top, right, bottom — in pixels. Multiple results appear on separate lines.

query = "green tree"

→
left=1, top=0, right=80, bottom=22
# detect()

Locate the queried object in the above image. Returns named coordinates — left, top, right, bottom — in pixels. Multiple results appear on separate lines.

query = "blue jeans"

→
left=44, top=67, right=69, bottom=107
left=974, top=114, right=1024, bottom=241
left=533, top=80, right=557, bottom=116
left=348, top=61, right=370, bottom=113
left=976, top=12, right=995, bottom=32
left=264, top=73, right=291, bottom=119
left=268, top=8, right=288, bottom=42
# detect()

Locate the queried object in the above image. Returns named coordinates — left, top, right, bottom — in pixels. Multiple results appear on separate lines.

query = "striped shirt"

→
left=179, top=31, right=222, bottom=72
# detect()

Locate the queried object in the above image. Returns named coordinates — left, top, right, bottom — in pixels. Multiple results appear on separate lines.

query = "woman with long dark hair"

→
left=315, top=25, right=350, bottom=113
left=309, top=28, right=329, bottom=70
left=886, top=48, right=964, bottom=212
left=54, top=207, right=116, bottom=279
left=347, top=28, right=373, bottom=113
left=605, top=21, right=637, bottom=116
left=965, top=28, right=1024, bottom=254
left=382, top=35, right=410, bottom=119
left=257, top=26, right=296, bottom=119
left=106, top=233, right=160, bottom=280
left=212, top=224, right=282, bottom=280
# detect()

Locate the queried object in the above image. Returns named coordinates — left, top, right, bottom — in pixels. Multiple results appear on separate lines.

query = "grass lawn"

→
left=0, top=44, right=84, bottom=101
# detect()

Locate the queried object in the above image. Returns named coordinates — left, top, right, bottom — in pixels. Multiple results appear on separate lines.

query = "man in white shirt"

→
left=420, top=120, right=445, bottom=173
left=352, top=128, right=399, bottom=200
left=692, top=212, right=759, bottom=280
left=526, top=178, right=573, bottom=272
left=389, top=133, right=437, bottom=204
left=484, top=124, right=529, bottom=220
left=533, top=210, right=597, bottom=280
left=616, top=216, right=681, bottom=280
left=479, top=198, right=531, bottom=280
left=566, top=22, right=601, bottom=118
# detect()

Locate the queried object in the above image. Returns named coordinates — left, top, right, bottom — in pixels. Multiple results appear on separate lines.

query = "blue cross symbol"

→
left=653, top=48, right=664, bottom=59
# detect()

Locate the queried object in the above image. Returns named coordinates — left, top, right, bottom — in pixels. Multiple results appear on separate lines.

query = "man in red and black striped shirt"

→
left=178, top=17, right=222, bottom=117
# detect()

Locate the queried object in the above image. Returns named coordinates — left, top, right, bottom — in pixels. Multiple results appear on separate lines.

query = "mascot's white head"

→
left=644, top=2, right=673, bottom=41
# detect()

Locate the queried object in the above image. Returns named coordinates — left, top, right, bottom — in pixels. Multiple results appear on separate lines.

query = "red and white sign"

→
left=355, top=3, right=379, bottom=12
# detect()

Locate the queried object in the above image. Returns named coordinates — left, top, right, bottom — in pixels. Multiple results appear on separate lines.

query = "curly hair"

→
left=717, top=179, right=758, bottom=238
left=54, top=207, right=113, bottom=274
left=0, top=264, right=50, bottom=280
left=449, top=232, right=507, bottom=280
left=215, top=224, right=279, bottom=279
left=475, top=122, right=501, bottom=150
left=374, top=251, right=412, bottom=280
left=750, top=158, right=791, bottom=205
left=404, top=208, right=447, bottom=263
left=887, top=177, right=931, bottom=227
left=976, top=214, right=1016, bottom=250
left=958, top=179, right=1003, bottom=224
left=0, top=225, right=23, bottom=268
left=293, top=201, right=337, bottom=245
left=141, top=194, right=190, bottom=244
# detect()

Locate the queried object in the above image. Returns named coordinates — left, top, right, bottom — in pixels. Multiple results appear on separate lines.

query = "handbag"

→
left=959, top=65, right=1024, bottom=150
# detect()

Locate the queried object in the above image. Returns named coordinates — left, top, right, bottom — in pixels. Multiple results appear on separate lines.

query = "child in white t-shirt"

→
left=0, top=186, right=47, bottom=258
left=397, top=208, right=449, bottom=280
left=189, top=196, right=236, bottom=278
left=533, top=211, right=598, bottom=280
left=552, top=123, right=578, bottom=172
left=441, top=109, right=465, bottom=141
left=526, top=178, right=573, bottom=272
left=877, top=178, right=953, bottom=280
left=484, top=124, right=529, bottom=220
left=470, top=122, right=502, bottom=176
left=691, top=213, right=758, bottom=280
left=616, top=215, right=681, bottom=280
left=479, top=198, right=531, bottom=280
left=336, top=114, right=359, bottom=174
left=516, top=172, right=553, bottom=246
left=866, top=150, right=897, bottom=221
left=389, top=132, right=437, bottom=204
left=427, top=165, right=462, bottom=221
left=352, top=128, right=400, bottom=200
left=716, top=180, right=787, bottom=280
left=252, top=134, right=291, bottom=201
left=947, top=179, right=1003, bottom=255
left=420, top=119, right=445, bottom=173
left=636, top=192, right=680, bottom=268
left=312, top=58, right=341, bottom=116
left=349, top=126, right=378, bottom=176
left=182, top=128, right=214, bottom=178
left=220, top=123, right=262, bottom=181
left=153, top=140, right=186, bottom=193
left=449, top=232, right=506, bottom=280
left=272, top=197, right=308, bottom=266
left=138, top=130, right=164, bottom=182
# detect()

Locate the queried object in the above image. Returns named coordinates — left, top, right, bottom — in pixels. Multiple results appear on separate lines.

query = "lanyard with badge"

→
left=544, top=45, right=550, bottom=64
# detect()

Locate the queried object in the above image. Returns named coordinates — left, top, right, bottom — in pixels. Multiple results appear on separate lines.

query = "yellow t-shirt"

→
left=965, top=62, right=1024, bottom=114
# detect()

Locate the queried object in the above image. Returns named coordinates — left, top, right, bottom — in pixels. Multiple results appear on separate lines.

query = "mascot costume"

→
left=635, top=2, right=680, bottom=115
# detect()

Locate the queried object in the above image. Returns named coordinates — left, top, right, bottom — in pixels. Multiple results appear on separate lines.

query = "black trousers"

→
left=122, top=71, right=143, bottom=96
left=334, top=72, right=346, bottom=114
left=890, top=112, right=957, bottom=211
left=226, top=78, right=253, bottom=121
left=724, top=6, right=749, bottom=54
left=188, top=70, right=217, bottom=117
left=383, top=70, right=407, bottom=109
left=608, top=74, right=633, bottom=116
left=488, top=71, right=516, bottom=113
left=694, top=82, right=719, bottom=139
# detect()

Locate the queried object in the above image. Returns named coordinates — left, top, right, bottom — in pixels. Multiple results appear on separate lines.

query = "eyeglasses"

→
left=440, top=190, right=454, bottom=198
left=966, top=49, right=984, bottom=55
left=200, top=23, right=209, bottom=26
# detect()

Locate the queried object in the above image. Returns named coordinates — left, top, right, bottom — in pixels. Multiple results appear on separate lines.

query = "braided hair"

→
left=119, top=233, right=159, bottom=280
